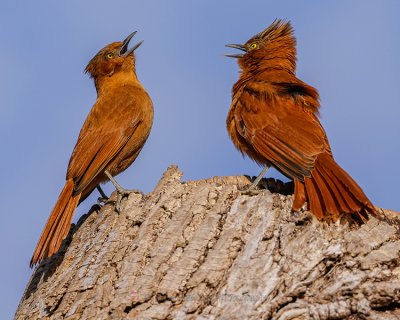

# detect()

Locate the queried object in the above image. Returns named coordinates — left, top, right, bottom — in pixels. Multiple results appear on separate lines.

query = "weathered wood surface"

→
left=16, top=166, right=400, bottom=320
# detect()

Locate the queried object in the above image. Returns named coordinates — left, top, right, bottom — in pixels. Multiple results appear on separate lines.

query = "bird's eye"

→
left=250, top=43, right=257, bottom=50
left=106, top=52, right=114, bottom=60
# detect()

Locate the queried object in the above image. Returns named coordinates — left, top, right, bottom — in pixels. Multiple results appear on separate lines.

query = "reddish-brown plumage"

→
left=31, top=33, right=153, bottom=267
left=225, top=20, right=377, bottom=222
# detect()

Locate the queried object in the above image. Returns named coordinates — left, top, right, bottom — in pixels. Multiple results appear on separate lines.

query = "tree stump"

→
left=15, top=166, right=400, bottom=320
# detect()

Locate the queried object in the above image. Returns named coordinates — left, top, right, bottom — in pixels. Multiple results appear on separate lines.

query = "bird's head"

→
left=85, top=31, right=143, bottom=78
left=224, top=19, right=297, bottom=74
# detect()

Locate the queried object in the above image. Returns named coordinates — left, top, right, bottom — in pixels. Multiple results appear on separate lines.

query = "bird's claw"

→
left=240, top=166, right=270, bottom=196
left=96, top=185, right=109, bottom=204
left=240, top=188, right=264, bottom=196
left=104, top=170, right=143, bottom=213
left=97, top=197, right=108, bottom=204
left=115, top=189, right=143, bottom=213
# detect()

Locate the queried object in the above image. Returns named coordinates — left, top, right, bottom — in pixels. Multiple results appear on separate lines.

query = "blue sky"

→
left=1, top=1, right=399, bottom=318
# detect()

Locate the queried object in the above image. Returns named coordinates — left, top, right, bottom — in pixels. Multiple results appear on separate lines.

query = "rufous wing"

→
left=67, top=90, right=144, bottom=194
left=232, top=80, right=329, bottom=181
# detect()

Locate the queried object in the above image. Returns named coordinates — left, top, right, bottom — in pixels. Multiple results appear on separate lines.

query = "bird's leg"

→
left=104, top=170, right=143, bottom=213
left=96, top=185, right=109, bottom=204
left=241, top=166, right=270, bottom=195
left=248, top=166, right=270, bottom=190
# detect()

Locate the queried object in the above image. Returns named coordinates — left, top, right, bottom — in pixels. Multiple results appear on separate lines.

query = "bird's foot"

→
left=240, top=166, right=270, bottom=196
left=96, top=185, right=109, bottom=204
left=240, top=188, right=264, bottom=196
left=114, top=188, right=143, bottom=213
left=104, top=170, right=143, bottom=213
left=97, top=197, right=109, bottom=204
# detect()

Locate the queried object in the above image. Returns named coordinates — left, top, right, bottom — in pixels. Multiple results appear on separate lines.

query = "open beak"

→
left=119, top=31, right=144, bottom=57
left=223, top=44, right=247, bottom=58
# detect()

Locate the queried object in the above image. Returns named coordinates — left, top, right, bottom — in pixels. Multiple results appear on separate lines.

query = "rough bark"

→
left=15, top=166, right=400, bottom=320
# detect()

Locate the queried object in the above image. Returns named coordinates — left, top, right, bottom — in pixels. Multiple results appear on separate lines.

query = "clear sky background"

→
left=1, top=1, right=399, bottom=318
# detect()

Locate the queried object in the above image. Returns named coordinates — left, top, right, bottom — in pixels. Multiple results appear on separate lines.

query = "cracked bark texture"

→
left=15, top=165, right=400, bottom=320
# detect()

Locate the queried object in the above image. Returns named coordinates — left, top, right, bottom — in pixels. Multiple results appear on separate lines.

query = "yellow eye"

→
left=106, top=52, right=114, bottom=59
left=250, top=43, right=257, bottom=50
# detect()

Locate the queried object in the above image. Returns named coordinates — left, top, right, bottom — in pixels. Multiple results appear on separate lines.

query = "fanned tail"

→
left=293, top=152, right=377, bottom=222
left=30, top=179, right=81, bottom=267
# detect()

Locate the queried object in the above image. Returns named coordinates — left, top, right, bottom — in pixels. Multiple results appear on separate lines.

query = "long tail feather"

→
left=293, top=152, right=377, bottom=222
left=293, top=179, right=306, bottom=210
left=304, top=177, right=325, bottom=220
left=30, top=179, right=81, bottom=267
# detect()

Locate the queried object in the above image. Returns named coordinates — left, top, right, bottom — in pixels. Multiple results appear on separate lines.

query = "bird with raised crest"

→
left=224, top=19, right=377, bottom=222
left=31, top=31, right=153, bottom=267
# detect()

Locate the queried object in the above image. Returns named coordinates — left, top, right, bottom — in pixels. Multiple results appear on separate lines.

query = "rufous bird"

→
left=224, top=19, right=377, bottom=222
left=31, top=31, right=154, bottom=267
